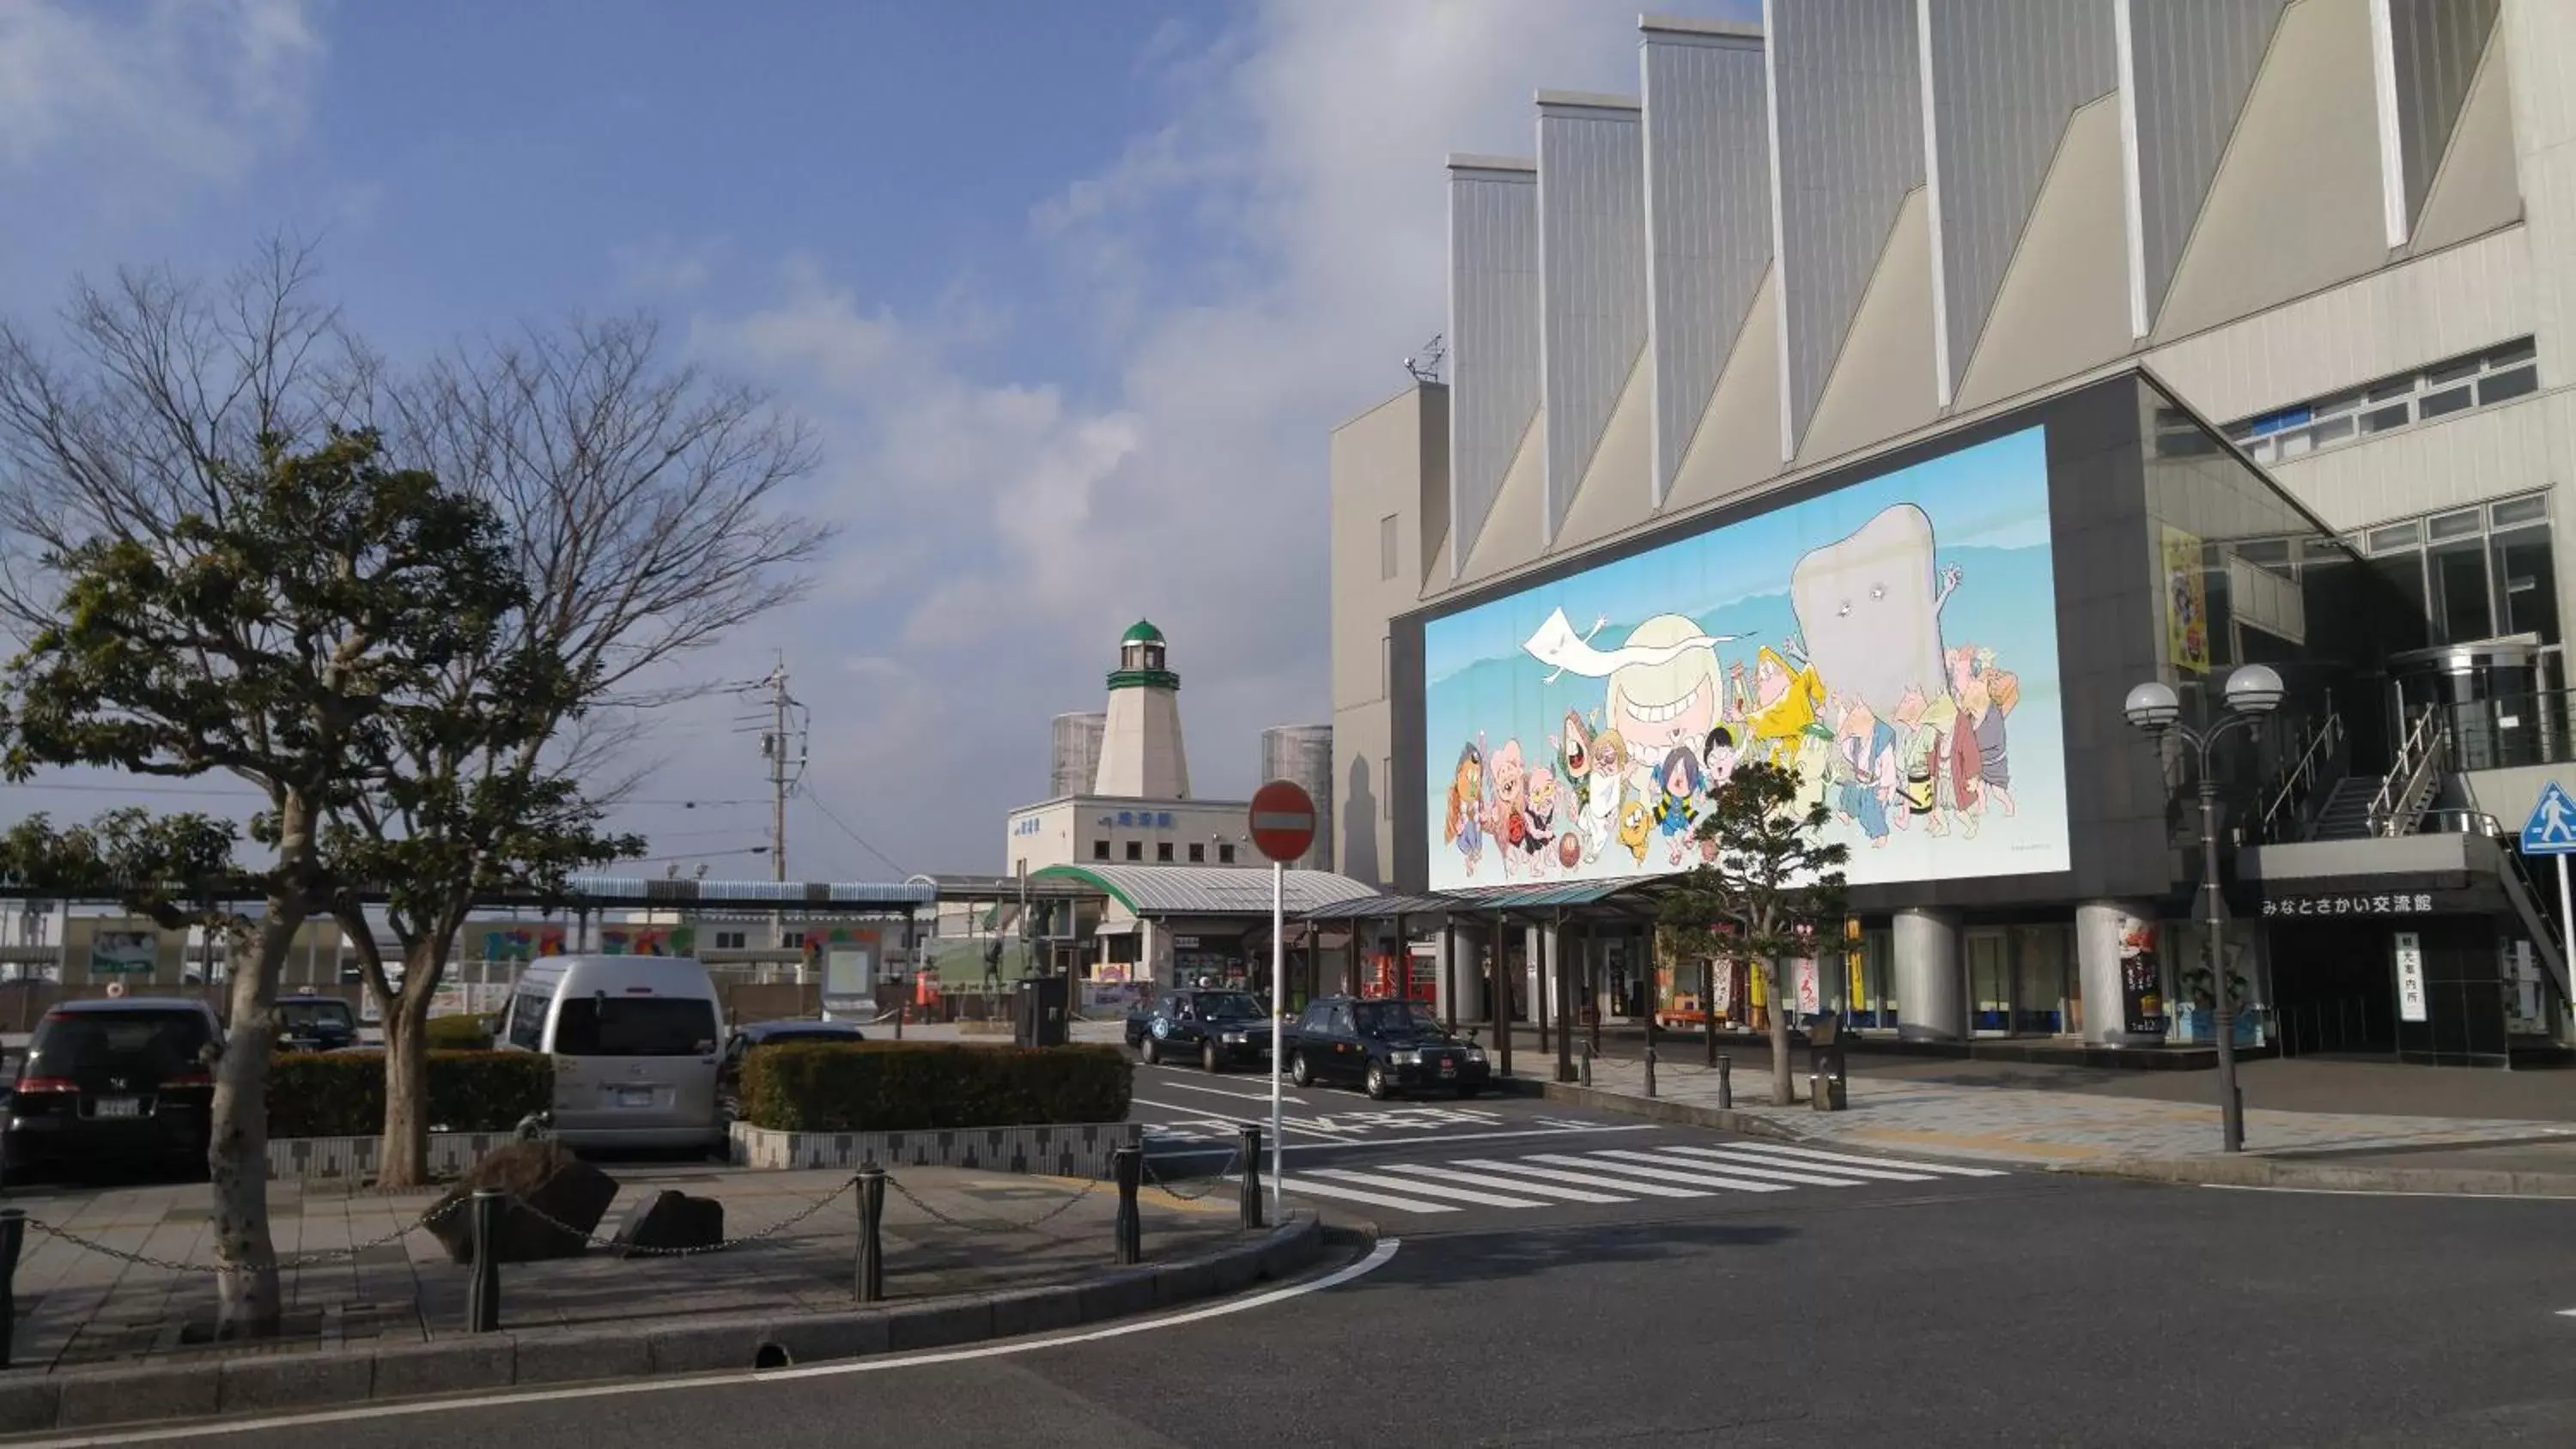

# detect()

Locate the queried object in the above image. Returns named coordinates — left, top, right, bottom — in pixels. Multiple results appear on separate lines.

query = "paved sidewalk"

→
left=1545, top=1053, right=2576, bottom=1168
left=2, top=1161, right=1245, bottom=1373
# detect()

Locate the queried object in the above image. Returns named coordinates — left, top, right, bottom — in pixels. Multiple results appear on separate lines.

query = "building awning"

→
left=1030, top=864, right=1379, bottom=918
left=1297, top=892, right=1460, bottom=922
left=1444, top=877, right=1672, bottom=918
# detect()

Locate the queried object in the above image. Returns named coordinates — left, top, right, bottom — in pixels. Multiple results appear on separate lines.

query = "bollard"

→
left=895, top=1003, right=906, bottom=1041
left=1111, top=1146, right=1143, bottom=1265
left=466, top=1188, right=503, bottom=1333
left=855, top=1164, right=887, bottom=1303
left=1237, top=1124, right=1264, bottom=1229
left=1643, top=1044, right=1658, bottom=1100
left=1579, top=1041, right=1593, bottom=1088
left=1717, top=1053, right=1732, bottom=1110
left=0, top=1208, right=22, bottom=1369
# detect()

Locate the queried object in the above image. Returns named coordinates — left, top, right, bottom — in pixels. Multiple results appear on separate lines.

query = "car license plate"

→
left=1438, top=1059, right=1457, bottom=1077
left=93, top=1095, right=143, bottom=1119
left=617, top=1088, right=655, bottom=1109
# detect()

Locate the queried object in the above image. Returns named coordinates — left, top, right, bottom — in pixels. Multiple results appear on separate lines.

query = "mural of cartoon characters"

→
left=1425, top=424, right=2066, bottom=892
left=1443, top=741, right=1488, bottom=876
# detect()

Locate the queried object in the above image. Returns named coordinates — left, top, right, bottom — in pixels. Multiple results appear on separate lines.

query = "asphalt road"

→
left=47, top=1058, right=2576, bottom=1448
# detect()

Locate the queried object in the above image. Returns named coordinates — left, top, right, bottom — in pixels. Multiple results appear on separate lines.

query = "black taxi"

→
left=1136, top=988, right=1273, bottom=1072
left=1284, top=995, right=1488, bottom=1100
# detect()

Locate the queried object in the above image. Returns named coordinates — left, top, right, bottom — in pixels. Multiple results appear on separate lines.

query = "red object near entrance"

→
left=1247, top=779, right=1317, bottom=864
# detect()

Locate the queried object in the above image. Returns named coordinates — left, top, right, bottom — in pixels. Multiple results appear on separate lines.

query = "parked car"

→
left=715, top=1018, right=867, bottom=1118
left=0, top=997, right=226, bottom=1187
left=1285, top=995, right=1489, bottom=1100
left=1136, top=988, right=1273, bottom=1071
left=275, top=993, right=357, bottom=1053
left=495, top=955, right=727, bottom=1151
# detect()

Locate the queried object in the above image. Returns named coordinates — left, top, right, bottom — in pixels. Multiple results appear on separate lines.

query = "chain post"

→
left=466, top=1188, right=503, bottom=1333
left=1579, top=1040, right=1593, bottom=1088
left=1643, top=1043, right=1658, bottom=1100
left=855, top=1164, right=887, bottom=1303
left=0, top=1209, right=23, bottom=1370
left=1718, top=1053, right=1732, bottom=1110
left=1237, top=1125, right=1263, bottom=1229
left=1111, top=1146, right=1143, bottom=1265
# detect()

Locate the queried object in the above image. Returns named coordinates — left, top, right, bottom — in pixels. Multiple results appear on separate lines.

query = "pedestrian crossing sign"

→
left=2521, top=780, right=2576, bottom=854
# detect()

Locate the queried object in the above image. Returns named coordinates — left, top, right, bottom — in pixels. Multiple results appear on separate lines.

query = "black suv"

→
left=276, top=994, right=357, bottom=1053
left=1136, top=988, right=1273, bottom=1072
left=1285, top=995, right=1489, bottom=1100
left=1, top=998, right=224, bottom=1187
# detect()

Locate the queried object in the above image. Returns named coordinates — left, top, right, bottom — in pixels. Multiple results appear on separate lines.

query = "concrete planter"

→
left=727, top=1119, right=1140, bottom=1176
left=266, top=1131, right=518, bottom=1183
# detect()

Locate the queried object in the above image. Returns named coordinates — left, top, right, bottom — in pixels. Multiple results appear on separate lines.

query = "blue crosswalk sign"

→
left=2522, top=781, right=2576, bottom=854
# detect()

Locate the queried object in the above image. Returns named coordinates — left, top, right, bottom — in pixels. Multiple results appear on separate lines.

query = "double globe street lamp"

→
left=2122, top=663, right=2286, bottom=1154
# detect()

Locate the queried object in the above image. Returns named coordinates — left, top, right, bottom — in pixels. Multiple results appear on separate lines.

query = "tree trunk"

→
left=377, top=954, right=440, bottom=1189
left=210, top=903, right=296, bottom=1339
left=1763, top=959, right=1795, bottom=1106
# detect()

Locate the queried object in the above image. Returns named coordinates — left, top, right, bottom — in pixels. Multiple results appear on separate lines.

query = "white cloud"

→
left=650, top=0, right=1752, bottom=878
left=0, top=0, right=322, bottom=193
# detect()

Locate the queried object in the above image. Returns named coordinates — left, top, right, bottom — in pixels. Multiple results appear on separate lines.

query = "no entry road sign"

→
left=1249, top=779, right=1317, bottom=864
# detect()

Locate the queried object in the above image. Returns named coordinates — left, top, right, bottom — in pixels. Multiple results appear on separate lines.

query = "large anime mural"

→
left=1422, top=426, right=2069, bottom=891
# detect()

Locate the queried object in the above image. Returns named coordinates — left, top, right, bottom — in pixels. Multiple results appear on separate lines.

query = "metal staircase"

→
left=2306, top=777, right=2380, bottom=842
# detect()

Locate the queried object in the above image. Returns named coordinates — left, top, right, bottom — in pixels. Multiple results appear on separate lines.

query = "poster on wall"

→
left=2394, top=931, right=2427, bottom=1023
left=89, top=930, right=156, bottom=976
left=2161, top=524, right=2209, bottom=674
left=598, top=924, right=695, bottom=957
left=475, top=924, right=566, bottom=962
left=1422, top=425, right=2070, bottom=892
left=2117, top=915, right=2168, bottom=1037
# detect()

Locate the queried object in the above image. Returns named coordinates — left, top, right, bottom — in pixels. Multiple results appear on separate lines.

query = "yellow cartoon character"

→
left=1618, top=797, right=1653, bottom=866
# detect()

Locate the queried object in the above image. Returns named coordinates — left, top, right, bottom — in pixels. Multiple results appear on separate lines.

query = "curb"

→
left=0, top=1215, right=1325, bottom=1436
left=2049, top=1154, right=2576, bottom=1198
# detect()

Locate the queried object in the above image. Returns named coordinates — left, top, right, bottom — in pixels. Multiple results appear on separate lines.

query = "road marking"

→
left=1720, top=1141, right=2008, bottom=1178
left=1653, top=1144, right=1940, bottom=1183
left=1140, top=1122, right=1658, bottom=1158
left=1370, top=1162, right=1631, bottom=1203
left=1591, top=1148, right=1872, bottom=1189
left=1306, top=1167, right=1550, bottom=1210
left=1139, top=1076, right=1309, bottom=1106
left=2202, top=1184, right=2576, bottom=1202
left=1132, top=1099, right=1346, bottom=1136
left=16, top=1240, right=1406, bottom=1447
left=1270, top=1176, right=1460, bottom=1212
left=1450, top=1157, right=1712, bottom=1198
left=1523, top=1153, right=1792, bottom=1193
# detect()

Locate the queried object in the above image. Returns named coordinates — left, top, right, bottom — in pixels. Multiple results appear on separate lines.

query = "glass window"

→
left=2373, top=551, right=2428, bottom=621
left=2487, top=338, right=2538, bottom=367
left=2236, top=539, right=2292, bottom=566
left=2359, top=402, right=2409, bottom=434
left=277, top=999, right=353, bottom=1034
left=2492, top=495, right=2549, bottom=528
left=2427, top=355, right=2484, bottom=385
left=2492, top=526, right=2560, bottom=643
left=1156, top=841, right=1174, bottom=863
left=2277, top=430, right=2314, bottom=459
left=507, top=994, right=549, bottom=1051
left=1125, top=840, right=1143, bottom=861
left=2309, top=415, right=2354, bottom=446
left=1218, top=844, right=1236, bottom=864
left=1188, top=842, right=1205, bottom=863
left=2432, top=538, right=2494, bottom=641
left=2429, top=509, right=2484, bottom=541
left=1091, top=840, right=1110, bottom=861
left=550, top=997, right=718, bottom=1057
left=26, top=1009, right=212, bottom=1081
left=2366, top=522, right=2422, bottom=553
left=2420, top=385, right=2474, bottom=419
left=2310, top=388, right=2364, bottom=418
left=2365, top=378, right=2415, bottom=403
left=2478, top=365, right=2538, bottom=407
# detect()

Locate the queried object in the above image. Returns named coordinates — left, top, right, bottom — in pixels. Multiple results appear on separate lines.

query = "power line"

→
left=799, top=785, right=908, bottom=878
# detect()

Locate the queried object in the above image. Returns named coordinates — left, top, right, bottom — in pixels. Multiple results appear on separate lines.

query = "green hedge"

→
left=268, top=1051, right=554, bottom=1138
left=423, top=1014, right=494, bottom=1051
left=738, top=1042, right=1132, bottom=1133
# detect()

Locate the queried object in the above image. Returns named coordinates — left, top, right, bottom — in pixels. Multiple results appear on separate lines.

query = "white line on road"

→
left=1267, top=1176, right=1460, bottom=1212
left=1652, top=1145, right=1940, bottom=1184
left=1137, top=1076, right=1309, bottom=1106
left=1141, top=1122, right=1660, bottom=1157
left=1722, top=1142, right=2008, bottom=1178
left=1370, top=1162, right=1631, bottom=1203
left=1307, top=1167, right=1549, bottom=1209
left=15, top=1242, right=1408, bottom=1448
left=1590, top=1149, right=1872, bottom=1189
left=1131, top=1099, right=1346, bottom=1136
left=1449, top=1157, right=1711, bottom=1199
left=2202, top=1184, right=2576, bottom=1202
left=1523, top=1153, right=1793, bottom=1194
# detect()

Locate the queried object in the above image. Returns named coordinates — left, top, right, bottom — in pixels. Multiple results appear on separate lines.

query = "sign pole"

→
left=2557, top=856, right=2573, bottom=1003
left=1270, top=858, right=1285, bottom=1220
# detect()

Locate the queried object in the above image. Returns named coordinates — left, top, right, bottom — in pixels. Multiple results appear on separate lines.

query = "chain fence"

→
left=884, top=1170, right=1102, bottom=1234
left=1140, top=1143, right=1242, bottom=1203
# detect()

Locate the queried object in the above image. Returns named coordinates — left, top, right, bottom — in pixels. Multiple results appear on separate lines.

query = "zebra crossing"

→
left=1271, top=1140, right=2005, bottom=1216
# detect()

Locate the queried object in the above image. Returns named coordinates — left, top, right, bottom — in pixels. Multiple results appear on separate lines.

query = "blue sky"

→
left=0, top=0, right=1756, bottom=878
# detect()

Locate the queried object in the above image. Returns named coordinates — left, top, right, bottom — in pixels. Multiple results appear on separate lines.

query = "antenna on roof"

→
left=1404, top=333, right=1445, bottom=384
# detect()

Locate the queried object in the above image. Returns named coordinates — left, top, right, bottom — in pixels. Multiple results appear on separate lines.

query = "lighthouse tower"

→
left=1091, top=620, right=1191, bottom=798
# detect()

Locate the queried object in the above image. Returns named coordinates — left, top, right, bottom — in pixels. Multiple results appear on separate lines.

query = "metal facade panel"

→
left=2117, top=0, right=2289, bottom=335
left=2385, top=0, right=2500, bottom=234
left=1923, top=0, right=2117, bottom=401
left=1447, top=166, right=1542, bottom=576
left=1539, top=103, right=1648, bottom=539
left=1765, top=0, right=1925, bottom=458
left=1643, top=28, right=1770, bottom=507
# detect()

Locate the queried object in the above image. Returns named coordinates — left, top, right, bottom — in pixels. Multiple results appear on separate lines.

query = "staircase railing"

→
left=2366, top=706, right=2447, bottom=839
left=2262, top=707, right=2345, bottom=842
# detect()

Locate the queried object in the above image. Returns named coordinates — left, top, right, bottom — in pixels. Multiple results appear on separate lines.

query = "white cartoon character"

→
left=1789, top=503, right=1961, bottom=719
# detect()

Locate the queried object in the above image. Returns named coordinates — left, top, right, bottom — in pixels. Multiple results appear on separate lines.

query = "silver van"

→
left=499, top=955, right=726, bottom=1150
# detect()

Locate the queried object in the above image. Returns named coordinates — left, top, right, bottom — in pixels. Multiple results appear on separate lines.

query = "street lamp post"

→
left=2122, top=664, right=2285, bottom=1155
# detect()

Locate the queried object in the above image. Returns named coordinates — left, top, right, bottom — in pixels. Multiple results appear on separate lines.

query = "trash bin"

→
left=1807, top=1016, right=1848, bottom=1112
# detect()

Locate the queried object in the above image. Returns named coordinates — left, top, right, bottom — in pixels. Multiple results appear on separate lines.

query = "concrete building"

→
left=1330, top=3, right=2576, bottom=1066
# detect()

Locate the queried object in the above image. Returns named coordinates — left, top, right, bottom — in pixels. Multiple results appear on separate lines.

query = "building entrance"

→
left=2269, top=919, right=2397, bottom=1057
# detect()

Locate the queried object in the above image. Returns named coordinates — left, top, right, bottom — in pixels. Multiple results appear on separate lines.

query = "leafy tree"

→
left=1657, top=760, right=1850, bottom=1107
left=0, top=429, right=517, bottom=1337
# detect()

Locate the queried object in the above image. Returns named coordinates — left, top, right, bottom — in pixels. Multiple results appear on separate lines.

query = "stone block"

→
left=986, top=1285, right=1084, bottom=1340
left=1077, top=1267, right=1158, bottom=1324
left=509, top=1328, right=653, bottom=1387
left=1151, top=1258, right=1217, bottom=1307
left=647, top=1319, right=769, bottom=1376
left=0, top=1377, right=60, bottom=1435
left=56, top=1363, right=217, bottom=1429
left=372, top=1338, right=514, bottom=1402
left=756, top=1310, right=889, bottom=1366
left=611, top=1191, right=726, bottom=1258
left=884, top=1295, right=994, bottom=1352
left=217, top=1348, right=374, bottom=1415
left=427, top=1142, right=620, bottom=1264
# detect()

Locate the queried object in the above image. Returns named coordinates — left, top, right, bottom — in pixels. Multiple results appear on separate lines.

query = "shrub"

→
left=424, top=1013, right=495, bottom=1051
left=738, top=1042, right=1132, bottom=1133
left=269, top=1050, right=554, bottom=1138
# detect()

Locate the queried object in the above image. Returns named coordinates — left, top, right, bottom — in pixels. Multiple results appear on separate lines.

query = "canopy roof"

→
left=1029, top=864, right=1379, bottom=918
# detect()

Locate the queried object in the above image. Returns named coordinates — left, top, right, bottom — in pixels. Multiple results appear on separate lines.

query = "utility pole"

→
left=753, top=652, right=808, bottom=976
